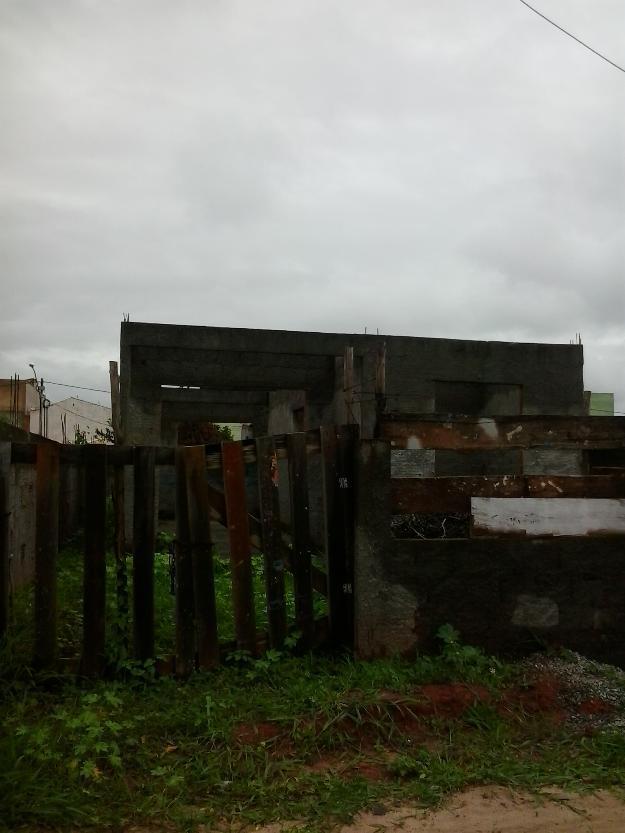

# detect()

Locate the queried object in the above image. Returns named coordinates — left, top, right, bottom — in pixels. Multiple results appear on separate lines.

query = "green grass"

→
left=3, top=551, right=625, bottom=831
left=1, top=538, right=326, bottom=678
left=3, top=651, right=625, bottom=832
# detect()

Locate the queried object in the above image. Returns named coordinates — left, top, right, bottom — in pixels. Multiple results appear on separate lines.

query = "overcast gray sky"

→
left=1, top=0, right=623, bottom=410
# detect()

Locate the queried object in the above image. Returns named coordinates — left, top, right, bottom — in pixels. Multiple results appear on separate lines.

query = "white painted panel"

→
left=471, top=497, right=625, bottom=537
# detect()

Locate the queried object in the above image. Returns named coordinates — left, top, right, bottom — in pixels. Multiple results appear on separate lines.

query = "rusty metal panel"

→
left=382, top=415, right=625, bottom=450
left=392, top=474, right=625, bottom=515
left=393, top=476, right=525, bottom=514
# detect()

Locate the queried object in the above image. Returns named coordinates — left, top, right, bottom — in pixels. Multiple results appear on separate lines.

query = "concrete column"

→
left=354, top=439, right=420, bottom=658
left=354, top=439, right=391, bottom=657
left=124, top=398, right=163, bottom=543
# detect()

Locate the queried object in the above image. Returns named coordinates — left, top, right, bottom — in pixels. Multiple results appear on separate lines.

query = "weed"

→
left=3, top=553, right=625, bottom=831
left=436, top=623, right=504, bottom=683
left=391, top=748, right=466, bottom=802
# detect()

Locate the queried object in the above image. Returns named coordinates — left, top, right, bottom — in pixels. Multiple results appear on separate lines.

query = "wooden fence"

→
left=0, top=425, right=358, bottom=676
left=382, top=414, right=625, bottom=537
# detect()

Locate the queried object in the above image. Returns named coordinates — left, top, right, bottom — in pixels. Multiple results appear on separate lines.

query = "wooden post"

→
left=133, top=446, right=155, bottom=661
left=374, top=342, right=386, bottom=437
left=83, top=444, right=107, bottom=676
left=109, top=361, right=122, bottom=441
left=287, top=433, right=314, bottom=649
left=222, top=441, right=256, bottom=655
left=256, top=436, right=286, bottom=649
left=34, top=443, right=60, bottom=670
left=184, top=445, right=219, bottom=669
left=109, top=361, right=128, bottom=657
left=0, top=443, right=10, bottom=640
left=320, top=424, right=357, bottom=650
left=175, top=447, right=196, bottom=677
left=344, top=346, right=354, bottom=424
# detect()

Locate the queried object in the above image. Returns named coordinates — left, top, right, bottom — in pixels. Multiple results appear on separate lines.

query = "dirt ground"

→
left=256, top=788, right=625, bottom=833
left=342, top=788, right=625, bottom=832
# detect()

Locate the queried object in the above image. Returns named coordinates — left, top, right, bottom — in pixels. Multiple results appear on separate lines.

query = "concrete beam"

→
left=134, top=385, right=269, bottom=406
left=130, top=346, right=334, bottom=391
left=122, top=321, right=378, bottom=356
left=162, top=401, right=268, bottom=425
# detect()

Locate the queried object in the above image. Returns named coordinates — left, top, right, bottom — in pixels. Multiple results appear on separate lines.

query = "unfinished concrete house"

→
left=120, top=321, right=584, bottom=448
left=119, top=321, right=587, bottom=544
left=5, top=322, right=624, bottom=672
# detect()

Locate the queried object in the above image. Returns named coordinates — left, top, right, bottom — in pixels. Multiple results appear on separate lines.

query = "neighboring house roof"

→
left=30, top=396, right=112, bottom=443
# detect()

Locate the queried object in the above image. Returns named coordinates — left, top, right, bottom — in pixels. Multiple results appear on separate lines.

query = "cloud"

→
left=1, top=0, right=623, bottom=410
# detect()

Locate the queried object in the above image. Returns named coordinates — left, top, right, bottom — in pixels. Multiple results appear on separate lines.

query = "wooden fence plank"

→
left=382, top=415, right=625, bottom=450
left=109, top=359, right=128, bottom=658
left=374, top=342, right=386, bottom=437
left=34, top=443, right=60, bottom=670
left=184, top=445, right=219, bottom=669
left=133, top=446, right=156, bottom=661
left=344, top=346, right=354, bottom=424
left=471, top=497, right=625, bottom=538
left=205, top=481, right=328, bottom=596
left=256, top=436, right=286, bottom=649
left=0, top=443, right=10, bottom=640
left=111, top=463, right=128, bottom=659
left=10, top=429, right=325, bottom=468
left=392, top=474, right=625, bottom=515
left=222, top=441, right=256, bottom=655
left=287, top=433, right=314, bottom=648
left=175, top=447, right=195, bottom=676
left=320, top=425, right=357, bottom=649
left=83, top=445, right=107, bottom=676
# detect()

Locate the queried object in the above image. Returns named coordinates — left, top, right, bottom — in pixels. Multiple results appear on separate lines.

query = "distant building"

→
left=585, top=391, right=615, bottom=416
left=30, top=397, right=112, bottom=443
left=0, top=377, right=40, bottom=432
left=220, top=422, right=253, bottom=440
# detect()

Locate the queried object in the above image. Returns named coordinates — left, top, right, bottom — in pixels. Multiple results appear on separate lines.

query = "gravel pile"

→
left=521, top=651, right=625, bottom=730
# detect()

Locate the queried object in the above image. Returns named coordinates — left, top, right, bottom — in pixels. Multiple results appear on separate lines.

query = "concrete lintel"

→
left=135, top=385, right=269, bottom=406
left=122, top=321, right=382, bottom=357
left=161, top=401, right=268, bottom=425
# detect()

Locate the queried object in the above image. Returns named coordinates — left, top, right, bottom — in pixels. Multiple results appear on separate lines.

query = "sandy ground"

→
left=253, top=788, right=625, bottom=833
left=333, top=788, right=625, bottom=833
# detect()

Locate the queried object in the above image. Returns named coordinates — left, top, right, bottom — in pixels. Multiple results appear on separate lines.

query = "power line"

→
left=43, top=380, right=110, bottom=394
left=518, top=0, right=625, bottom=74
left=0, top=379, right=110, bottom=394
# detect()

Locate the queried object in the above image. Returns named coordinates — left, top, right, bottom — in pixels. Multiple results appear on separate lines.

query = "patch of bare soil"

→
left=252, top=788, right=625, bottom=832
left=344, top=788, right=625, bottom=832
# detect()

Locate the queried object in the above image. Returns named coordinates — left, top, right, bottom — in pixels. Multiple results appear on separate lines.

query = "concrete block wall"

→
left=2, top=446, right=83, bottom=592
left=8, top=464, right=36, bottom=589
left=355, top=440, right=625, bottom=667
